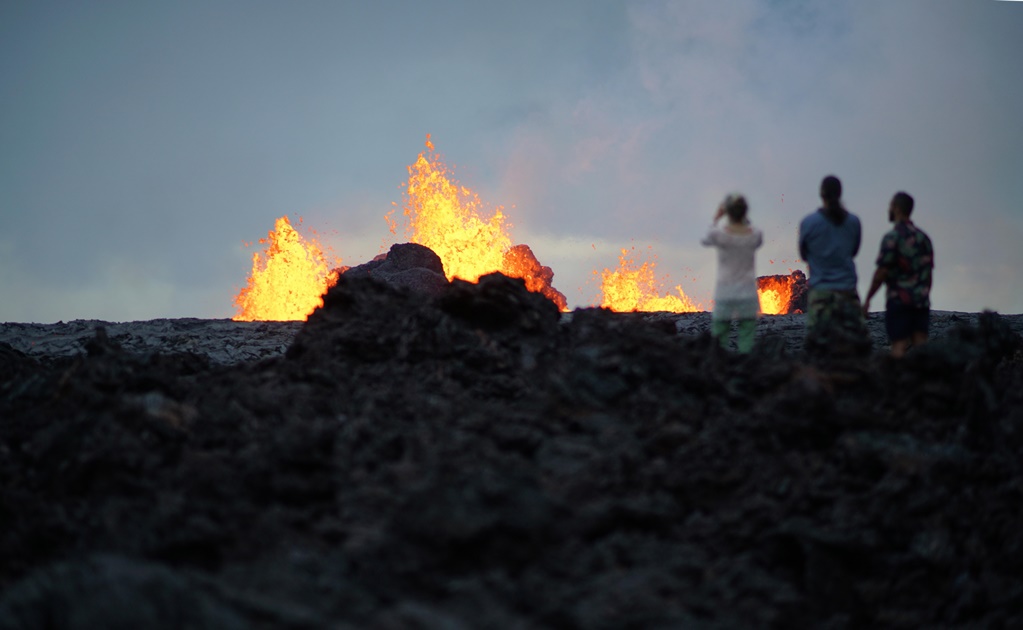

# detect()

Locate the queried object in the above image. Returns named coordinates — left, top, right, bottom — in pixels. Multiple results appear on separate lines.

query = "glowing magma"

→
left=232, top=216, right=339, bottom=321
left=599, top=248, right=702, bottom=313
left=232, top=136, right=805, bottom=320
left=401, top=136, right=511, bottom=283
left=400, top=135, right=567, bottom=310
left=757, top=275, right=796, bottom=315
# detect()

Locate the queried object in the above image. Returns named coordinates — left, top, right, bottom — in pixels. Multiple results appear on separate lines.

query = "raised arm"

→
left=701, top=203, right=727, bottom=246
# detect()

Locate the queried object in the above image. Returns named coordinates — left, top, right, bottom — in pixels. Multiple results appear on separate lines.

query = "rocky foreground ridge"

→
left=2, top=273, right=1022, bottom=629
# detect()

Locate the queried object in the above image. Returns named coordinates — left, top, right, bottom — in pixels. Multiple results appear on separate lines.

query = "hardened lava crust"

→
left=2, top=273, right=1022, bottom=629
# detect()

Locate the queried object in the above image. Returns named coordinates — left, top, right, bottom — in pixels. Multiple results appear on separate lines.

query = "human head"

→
left=818, top=175, right=848, bottom=225
left=723, top=193, right=748, bottom=223
left=889, top=191, right=914, bottom=221
left=820, top=175, right=842, bottom=204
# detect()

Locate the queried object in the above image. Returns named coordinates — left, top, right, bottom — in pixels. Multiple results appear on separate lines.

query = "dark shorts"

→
left=885, top=303, right=929, bottom=341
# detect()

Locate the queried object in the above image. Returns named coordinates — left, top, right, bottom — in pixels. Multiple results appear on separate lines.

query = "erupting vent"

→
left=233, top=217, right=340, bottom=321
left=400, top=136, right=567, bottom=310
left=757, top=270, right=808, bottom=315
left=232, top=136, right=808, bottom=321
left=599, top=248, right=702, bottom=313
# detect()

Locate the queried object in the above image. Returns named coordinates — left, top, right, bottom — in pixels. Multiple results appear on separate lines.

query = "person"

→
left=863, top=191, right=934, bottom=358
left=798, top=175, right=871, bottom=356
left=701, top=193, right=763, bottom=353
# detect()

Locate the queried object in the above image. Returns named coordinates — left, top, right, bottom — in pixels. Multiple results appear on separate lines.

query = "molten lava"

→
left=400, top=135, right=567, bottom=309
left=756, top=271, right=809, bottom=315
left=757, top=276, right=794, bottom=316
left=233, top=216, right=340, bottom=321
left=599, top=248, right=701, bottom=313
left=402, top=136, right=512, bottom=283
left=231, top=136, right=808, bottom=320
left=233, top=137, right=568, bottom=321
left=502, top=244, right=569, bottom=311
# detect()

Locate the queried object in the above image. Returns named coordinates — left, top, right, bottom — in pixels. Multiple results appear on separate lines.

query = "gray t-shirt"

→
left=701, top=226, right=763, bottom=302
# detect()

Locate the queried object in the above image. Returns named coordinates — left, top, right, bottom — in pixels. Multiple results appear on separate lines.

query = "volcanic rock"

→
left=340, top=242, right=448, bottom=298
left=0, top=556, right=247, bottom=630
left=2, top=282, right=1023, bottom=627
left=502, top=244, right=569, bottom=311
left=0, top=311, right=1019, bottom=365
left=0, top=318, right=304, bottom=365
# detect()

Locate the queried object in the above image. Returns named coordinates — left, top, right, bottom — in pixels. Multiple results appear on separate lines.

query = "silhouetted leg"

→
left=736, top=318, right=756, bottom=353
left=711, top=319, right=730, bottom=349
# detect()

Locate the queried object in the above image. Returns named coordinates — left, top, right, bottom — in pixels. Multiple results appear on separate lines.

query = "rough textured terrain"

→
left=2, top=308, right=1013, bottom=366
left=2, top=274, right=1022, bottom=629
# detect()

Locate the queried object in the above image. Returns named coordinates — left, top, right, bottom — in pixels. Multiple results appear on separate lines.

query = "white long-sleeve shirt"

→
left=701, top=226, right=763, bottom=302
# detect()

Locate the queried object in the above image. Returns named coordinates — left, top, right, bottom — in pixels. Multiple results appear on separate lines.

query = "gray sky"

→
left=2, top=0, right=1021, bottom=322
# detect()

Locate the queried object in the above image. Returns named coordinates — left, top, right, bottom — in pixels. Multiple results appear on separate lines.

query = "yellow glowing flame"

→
left=235, top=136, right=796, bottom=319
left=599, top=248, right=702, bottom=313
left=233, top=216, right=340, bottom=321
left=402, top=135, right=512, bottom=283
left=757, top=276, right=795, bottom=315
left=399, top=136, right=567, bottom=309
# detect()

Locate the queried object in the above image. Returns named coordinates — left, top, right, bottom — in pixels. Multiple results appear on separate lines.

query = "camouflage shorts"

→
left=805, top=288, right=872, bottom=357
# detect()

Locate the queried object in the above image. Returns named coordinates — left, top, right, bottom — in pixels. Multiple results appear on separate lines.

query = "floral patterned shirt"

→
left=875, top=221, right=934, bottom=308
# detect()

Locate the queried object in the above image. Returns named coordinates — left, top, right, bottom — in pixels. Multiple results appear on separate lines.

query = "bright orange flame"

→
left=400, top=136, right=567, bottom=309
left=233, top=216, right=340, bottom=321
left=599, top=248, right=702, bottom=313
left=757, top=276, right=795, bottom=315
left=403, top=136, right=512, bottom=283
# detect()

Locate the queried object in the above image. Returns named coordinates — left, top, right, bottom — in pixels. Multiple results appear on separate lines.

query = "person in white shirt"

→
left=701, top=194, right=764, bottom=353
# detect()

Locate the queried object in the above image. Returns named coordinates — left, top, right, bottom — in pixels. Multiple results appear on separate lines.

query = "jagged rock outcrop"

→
left=339, top=242, right=449, bottom=298
left=502, top=244, right=568, bottom=311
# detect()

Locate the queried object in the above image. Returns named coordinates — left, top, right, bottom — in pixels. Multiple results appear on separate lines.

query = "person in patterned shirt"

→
left=863, top=191, right=934, bottom=358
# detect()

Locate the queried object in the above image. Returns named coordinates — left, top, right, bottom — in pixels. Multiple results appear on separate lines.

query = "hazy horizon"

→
left=3, top=1, right=1021, bottom=323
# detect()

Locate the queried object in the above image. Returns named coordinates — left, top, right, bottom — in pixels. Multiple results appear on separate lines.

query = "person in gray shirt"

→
left=798, top=175, right=871, bottom=357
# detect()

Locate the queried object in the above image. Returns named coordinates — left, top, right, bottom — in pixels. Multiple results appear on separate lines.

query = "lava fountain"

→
left=399, top=135, right=567, bottom=310
left=233, top=216, right=340, bottom=321
left=234, top=136, right=568, bottom=320
left=757, top=270, right=807, bottom=315
left=599, top=247, right=702, bottom=313
left=231, top=136, right=806, bottom=320
left=400, top=135, right=511, bottom=283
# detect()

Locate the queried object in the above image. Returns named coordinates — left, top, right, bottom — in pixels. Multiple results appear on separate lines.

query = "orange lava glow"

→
left=231, top=136, right=807, bottom=320
left=400, top=135, right=567, bottom=310
left=401, top=136, right=512, bottom=283
left=233, top=216, right=340, bottom=321
left=757, top=276, right=795, bottom=315
left=599, top=248, right=702, bottom=313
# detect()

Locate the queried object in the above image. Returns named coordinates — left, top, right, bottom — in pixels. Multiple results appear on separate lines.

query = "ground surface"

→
left=3, top=309, right=1017, bottom=365
left=2, top=276, right=1022, bottom=629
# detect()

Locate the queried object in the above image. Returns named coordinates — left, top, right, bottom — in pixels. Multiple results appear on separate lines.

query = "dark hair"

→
left=891, top=191, right=914, bottom=217
left=725, top=194, right=748, bottom=223
left=819, top=175, right=848, bottom=225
